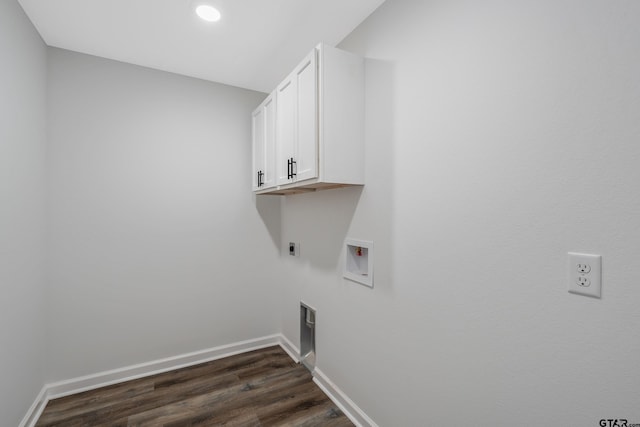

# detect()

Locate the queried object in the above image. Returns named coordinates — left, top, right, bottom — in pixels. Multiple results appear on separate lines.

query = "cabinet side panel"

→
left=252, top=107, right=265, bottom=191
left=295, top=52, right=319, bottom=182
left=319, top=45, right=365, bottom=184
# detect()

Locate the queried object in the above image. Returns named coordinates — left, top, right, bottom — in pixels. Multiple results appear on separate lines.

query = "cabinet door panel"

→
left=263, top=95, right=276, bottom=188
left=251, top=107, right=265, bottom=191
left=276, top=78, right=296, bottom=185
left=295, top=50, right=318, bottom=182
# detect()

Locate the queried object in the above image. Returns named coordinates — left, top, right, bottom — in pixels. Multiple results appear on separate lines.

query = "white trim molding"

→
left=18, top=386, right=47, bottom=427
left=278, top=333, right=301, bottom=363
left=277, top=334, right=377, bottom=427
left=313, top=368, right=379, bottom=427
left=20, top=335, right=280, bottom=427
left=46, top=335, right=280, bottom=400
left=20, top=334, right=377, bottom=427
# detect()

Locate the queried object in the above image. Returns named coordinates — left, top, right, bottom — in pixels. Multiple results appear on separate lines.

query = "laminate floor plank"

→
left=40, top=353, right=299, bottom=426
left=36, top=346, right=353, bottom=427
left=40, top=378, right=157, bottom=419
left=38, top=372, right=240, bottom=426
left=128, top=366, right=313, bottom=426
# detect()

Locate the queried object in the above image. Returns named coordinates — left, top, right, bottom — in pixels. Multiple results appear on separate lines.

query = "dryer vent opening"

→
left=300, top=302, right=316, bottom=371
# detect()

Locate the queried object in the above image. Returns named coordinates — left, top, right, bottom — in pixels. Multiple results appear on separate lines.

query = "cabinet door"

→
left=294, top=49, right=318, bottom=182
left=276, top=74, right=296, bottom=185
left=262, top=94, right=276, bottom=189
left=251, top=105, right=265, bottom=191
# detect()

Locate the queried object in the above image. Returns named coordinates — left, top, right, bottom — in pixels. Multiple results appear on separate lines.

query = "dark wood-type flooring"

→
left=36, top=346, right=353, bottom=427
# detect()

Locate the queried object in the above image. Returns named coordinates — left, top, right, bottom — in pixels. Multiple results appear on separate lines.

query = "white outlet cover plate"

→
left=568, top=252, right=602, bottom=298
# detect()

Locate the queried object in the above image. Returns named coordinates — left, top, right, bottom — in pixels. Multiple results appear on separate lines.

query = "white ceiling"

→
left=18, top=0, right=385, bottom=93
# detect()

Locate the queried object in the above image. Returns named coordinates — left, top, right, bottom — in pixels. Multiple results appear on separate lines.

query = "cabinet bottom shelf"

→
left=256, top=182, right=363, bottom=196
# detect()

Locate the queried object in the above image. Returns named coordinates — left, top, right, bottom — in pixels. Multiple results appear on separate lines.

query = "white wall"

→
left=281, top=0, right=640, bottom=425
left=46, top=48, right=281, bottom=381
left=0, top=0, right=48, bottom=425
left=6, top=1, right=639, bottom=424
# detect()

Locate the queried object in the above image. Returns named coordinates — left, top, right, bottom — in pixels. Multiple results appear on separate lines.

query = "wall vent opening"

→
left=300, top=302, right=316, bottom=371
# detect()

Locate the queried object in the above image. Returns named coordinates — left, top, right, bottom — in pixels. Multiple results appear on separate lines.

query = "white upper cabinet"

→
left=254, top=44, right=364, bottom=195
left=295, top=51, right=318, bottom=183
left=275, top=74, right=296, bottom=185
left=276, top=50, right=318, bottom=186
left=252, top=91, right=276, bottom=191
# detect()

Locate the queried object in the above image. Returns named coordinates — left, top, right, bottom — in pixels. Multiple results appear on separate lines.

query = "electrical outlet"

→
left=576, top=276, right=591, bottom=287
left=289, top=242, right=299, bottom=257
left=577, top=263, right=591, bottom=274
left=568, top=252, right=602, bottom=298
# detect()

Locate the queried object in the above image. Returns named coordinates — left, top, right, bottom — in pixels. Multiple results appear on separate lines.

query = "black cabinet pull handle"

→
left=286, top=158, right=297, bottom=180
left=291, top=158, right=297, bottom=178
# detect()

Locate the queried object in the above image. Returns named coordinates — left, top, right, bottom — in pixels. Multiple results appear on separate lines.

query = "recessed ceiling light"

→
left=195, top=5, right=221, bottom=22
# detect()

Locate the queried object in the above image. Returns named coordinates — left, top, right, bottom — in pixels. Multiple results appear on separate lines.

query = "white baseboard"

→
left=278, top=333, right=301, bottom=362
left=20, top=334, right=280, bottom=427
left=45, top=335, right=280, bottom=400
left=18, top=386, right=47, bottom=427
left=276, top=334, right=377, bottom=427
left=20, top=334, right=376, bottom=427
left=313, top=368, right=379, bottom=427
